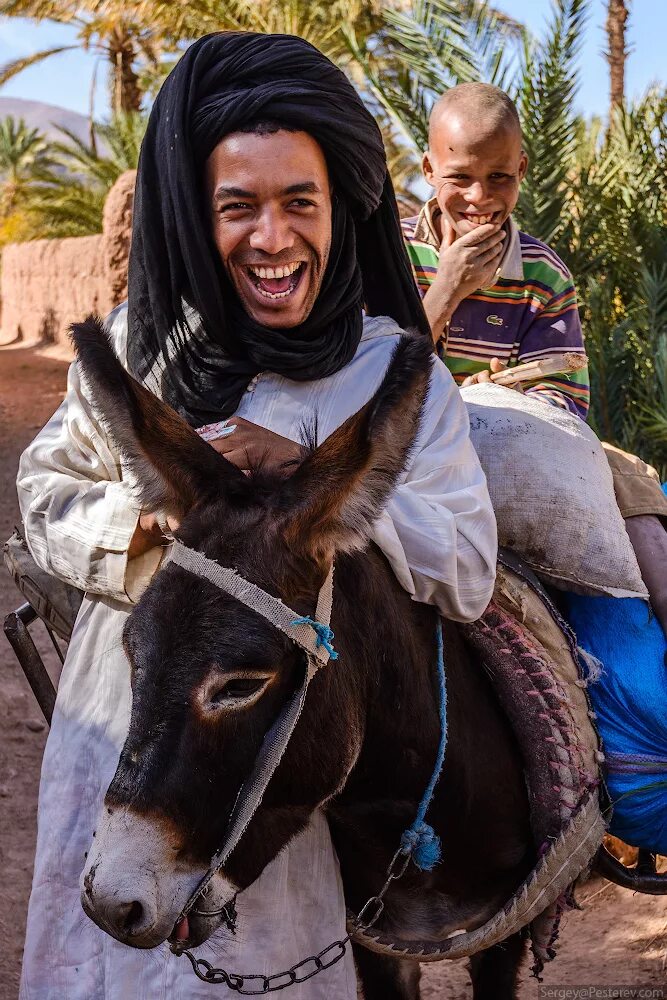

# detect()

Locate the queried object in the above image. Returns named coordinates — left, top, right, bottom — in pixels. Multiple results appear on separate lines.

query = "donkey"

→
left=74, top=316, right=533, bottom=999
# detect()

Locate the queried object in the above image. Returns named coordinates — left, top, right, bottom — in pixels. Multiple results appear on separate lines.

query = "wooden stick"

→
left=490, top=353, right=588, bottom=387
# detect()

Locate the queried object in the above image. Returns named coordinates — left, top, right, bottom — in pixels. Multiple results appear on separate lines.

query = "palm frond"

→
left=21, top=112, right=146, bottom=238
left=515, top=0, right=589, bottom=248
left=0, top=45, right=77, bottom=86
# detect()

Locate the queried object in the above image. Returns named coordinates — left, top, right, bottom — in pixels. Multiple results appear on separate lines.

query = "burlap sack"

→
left=461, top=383, right=647, bottom=598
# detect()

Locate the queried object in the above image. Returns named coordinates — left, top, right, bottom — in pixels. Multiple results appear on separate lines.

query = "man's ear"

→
left=71, top=315, right=247, bottom=518
left=422, top=150, right=436, bottom=186
left=276, top=335, right=433, bottom=565
left=518, top=149, right=529, bottom=183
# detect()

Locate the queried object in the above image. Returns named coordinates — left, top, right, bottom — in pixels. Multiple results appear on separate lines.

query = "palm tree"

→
left=198, top=0, right=380, bottom=62
left=128, top=0, right=386, bottom=102
left=0, top=0, right=385, bottom=114
left=22, top=111, right=147, bottom=238
left=0, top=1, right=174, bottom=113
left=0, top=114, right=50, bottom=214
left=605, top=0, right=630, bottom=116
left=345, top=0, right=524, bottom=154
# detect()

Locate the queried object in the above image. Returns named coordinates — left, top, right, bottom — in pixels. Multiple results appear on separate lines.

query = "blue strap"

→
left=290, top=616, right=339, bottom=660
left=400, top=620, right=447, bottom=871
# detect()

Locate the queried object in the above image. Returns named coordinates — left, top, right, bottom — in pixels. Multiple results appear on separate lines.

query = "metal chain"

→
left=179, top=846, right=412, bottom=993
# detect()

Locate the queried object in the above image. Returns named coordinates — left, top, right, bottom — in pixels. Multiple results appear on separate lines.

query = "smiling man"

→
left=206, top=130, right=331, bottom=327
left=17, top=33, right=496, bottom=1000
left=402, top=82, right=590, bottom=417
left=402, top=82, right=667, bottom=635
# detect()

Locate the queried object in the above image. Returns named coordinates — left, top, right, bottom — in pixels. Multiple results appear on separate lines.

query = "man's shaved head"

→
left=428, top=83, right=522, bottom=146
left=422, top=82, right=527, bottom=245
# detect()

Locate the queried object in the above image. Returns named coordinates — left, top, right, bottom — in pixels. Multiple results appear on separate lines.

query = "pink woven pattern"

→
left=461, top=601, right=601, bottom=976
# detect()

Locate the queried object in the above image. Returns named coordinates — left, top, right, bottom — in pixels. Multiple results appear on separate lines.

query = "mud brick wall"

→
left=0, top=170, right=136, bottom=353
left=0, top=235, right=109, bottom=350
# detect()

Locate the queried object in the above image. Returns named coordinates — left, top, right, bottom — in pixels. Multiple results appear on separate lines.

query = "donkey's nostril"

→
left=122, top=899, right=146, bottom=934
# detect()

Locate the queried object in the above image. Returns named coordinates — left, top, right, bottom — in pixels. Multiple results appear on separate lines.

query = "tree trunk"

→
left=605, top=0, right=629, bottom=117
left=108, top=28, right=143, bottom=115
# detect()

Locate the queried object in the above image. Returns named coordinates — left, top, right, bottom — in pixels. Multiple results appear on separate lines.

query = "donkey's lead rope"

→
left=399, top=619, right=447, bottom=871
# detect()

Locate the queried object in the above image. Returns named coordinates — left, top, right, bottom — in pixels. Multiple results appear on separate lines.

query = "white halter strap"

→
left=168, top=540, right=335, bottom=672
left=164, top=540, right=337, bottom=918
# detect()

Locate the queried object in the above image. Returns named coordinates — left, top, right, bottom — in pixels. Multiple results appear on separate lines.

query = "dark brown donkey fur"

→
left=72, top=315, right=533, bottom=999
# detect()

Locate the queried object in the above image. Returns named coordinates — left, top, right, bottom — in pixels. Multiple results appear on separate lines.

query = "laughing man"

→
left=17, top=35, right=496, bottom=1000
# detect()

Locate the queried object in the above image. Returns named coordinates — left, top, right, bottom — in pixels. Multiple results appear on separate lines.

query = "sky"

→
left=0, top=1, right=665, bottom=121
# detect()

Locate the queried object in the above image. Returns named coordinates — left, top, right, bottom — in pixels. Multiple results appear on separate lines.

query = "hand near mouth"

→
left=438, top=222, right=506, bottom=295
left=423, top=222, right=506, bottom=342
left=206, top=416, right=307, bottom=475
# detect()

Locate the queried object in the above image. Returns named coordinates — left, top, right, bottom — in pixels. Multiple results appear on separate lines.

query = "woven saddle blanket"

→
left=460, top=550, right=604, bottom=975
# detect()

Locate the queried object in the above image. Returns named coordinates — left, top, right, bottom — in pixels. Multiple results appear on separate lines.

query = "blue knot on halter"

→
left=290, top=617, right=339, bottom=660
left=400, top=821, right=442, bottom=871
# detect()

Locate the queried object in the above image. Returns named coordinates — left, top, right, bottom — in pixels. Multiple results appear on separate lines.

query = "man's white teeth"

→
left=256, top=287, right=293, bottom=299
left=249, top=262, right=301, bottom=279
left=466, top=213, right=494, bottom=224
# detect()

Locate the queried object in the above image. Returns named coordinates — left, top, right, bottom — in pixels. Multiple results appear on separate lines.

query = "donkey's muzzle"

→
left=81, top=862, right=165, bottom=947
left=79, top=801, right=238, bottom=949
left=80, top=802, right=195, bottom=948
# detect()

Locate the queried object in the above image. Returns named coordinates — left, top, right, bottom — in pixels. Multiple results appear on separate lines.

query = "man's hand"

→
left=461, top=357, right=505, bottom=387
left=208, top=417, right=306, bottom=474
left=128, top=420, right=304, bottom=560
left=424, top=224, right=506, bottom=342
left=128, top=511, right=180, bottom=560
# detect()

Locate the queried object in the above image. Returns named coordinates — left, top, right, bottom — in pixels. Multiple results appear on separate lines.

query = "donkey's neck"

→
left=330, top=546, right=445, bottom=818
left=326, top=545, right=531, bottom=912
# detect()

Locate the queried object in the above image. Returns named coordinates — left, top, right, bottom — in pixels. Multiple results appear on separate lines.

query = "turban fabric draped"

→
left=127, top=31, right=430, bottom=425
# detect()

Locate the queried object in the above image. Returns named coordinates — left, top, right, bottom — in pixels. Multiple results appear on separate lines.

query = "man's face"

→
left=205, top=129, right=332, bottom=329
left=422, top=112, right=527, bottom=243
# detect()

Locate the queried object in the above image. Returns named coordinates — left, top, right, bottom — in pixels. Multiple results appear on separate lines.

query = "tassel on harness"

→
left=290, top=616, right=339, bottom=660
left=400, top=822, right=442, bottom=871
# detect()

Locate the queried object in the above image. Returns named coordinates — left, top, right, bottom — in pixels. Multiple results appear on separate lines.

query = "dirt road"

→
left=1, top=344, right=665, bottom=999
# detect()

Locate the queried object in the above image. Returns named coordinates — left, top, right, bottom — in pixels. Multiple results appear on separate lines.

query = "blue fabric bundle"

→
left=562, top=493, right=667, bottom=852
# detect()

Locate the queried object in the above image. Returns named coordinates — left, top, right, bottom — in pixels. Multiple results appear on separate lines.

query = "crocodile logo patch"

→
left=486, top=314, right=504, bottom=326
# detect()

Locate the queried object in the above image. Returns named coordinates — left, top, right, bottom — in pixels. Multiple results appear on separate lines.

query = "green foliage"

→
left=516, top=15, right=667, bottom=473
left=344, top=0, right=523, bottom=153
left=585, top=259, right=667, bottom=481
left=20, top=112, right=147, bottom=238
left=514, top=0, right=588, bottom=247
left=0, top=115, right=52, bottom=213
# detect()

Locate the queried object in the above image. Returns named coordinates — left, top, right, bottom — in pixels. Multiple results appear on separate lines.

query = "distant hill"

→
left=0, top=97, right=91, bottom=144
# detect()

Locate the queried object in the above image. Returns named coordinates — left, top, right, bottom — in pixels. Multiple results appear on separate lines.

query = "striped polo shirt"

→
left=402, top=198, right=590, bottom=419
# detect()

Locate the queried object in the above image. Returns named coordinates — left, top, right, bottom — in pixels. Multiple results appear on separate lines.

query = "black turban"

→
left=127, top=31, right=430, bottom=425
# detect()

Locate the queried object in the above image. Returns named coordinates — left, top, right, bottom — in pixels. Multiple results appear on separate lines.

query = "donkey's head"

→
left=75, top=316, right=431, bottom=949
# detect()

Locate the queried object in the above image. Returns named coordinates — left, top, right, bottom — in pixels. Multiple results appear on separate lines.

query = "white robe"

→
left=17, top=308, right=496, bottom=999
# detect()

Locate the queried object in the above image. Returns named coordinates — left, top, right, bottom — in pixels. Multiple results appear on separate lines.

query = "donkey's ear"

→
left=71, top=315, right=246, bottom=517
left=277, top=335, right=433, bottom=563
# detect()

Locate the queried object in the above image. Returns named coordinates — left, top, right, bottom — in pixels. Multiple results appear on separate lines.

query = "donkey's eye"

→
left=203, top=674, right=271, bottom=712
left=216, top=678, right=265, bottom=700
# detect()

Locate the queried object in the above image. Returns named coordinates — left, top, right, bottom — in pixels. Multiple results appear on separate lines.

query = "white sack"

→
left=461, top=383, right=648, bottom=599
